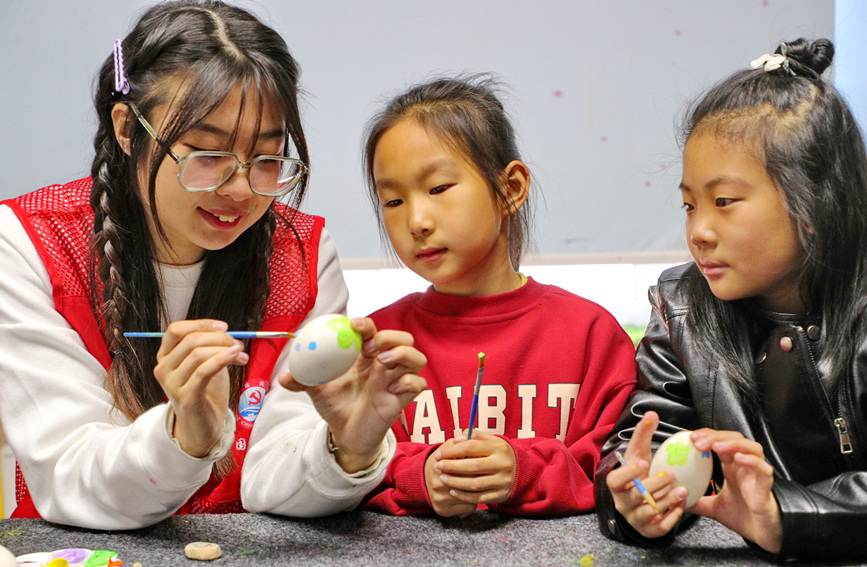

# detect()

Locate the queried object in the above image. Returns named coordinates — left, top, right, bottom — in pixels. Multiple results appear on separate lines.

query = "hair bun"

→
left=777, top=38, right=835, bottom=78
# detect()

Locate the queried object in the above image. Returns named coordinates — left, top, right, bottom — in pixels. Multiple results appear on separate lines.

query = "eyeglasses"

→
left=128, top=103, right=307, bottom=197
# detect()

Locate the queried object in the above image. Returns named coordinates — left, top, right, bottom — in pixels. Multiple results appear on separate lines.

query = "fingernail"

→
left=675, top=487, right=688, bottom=500
left=227, top=344, right=242, bottom=355
left=363, top=338, right=376, bottom=353
left=388, top=381, right=400, bottom=394
left=691, top=434, right=708, bottom=450
left=377, top=351, right=393, bottom=363
left=440, top=475, right=449, bottom=484
left=213, top=321, right=228, bottom=331
left=237, top=353, right=250, bottom=364
left=434, top=451, right=442, bottom=460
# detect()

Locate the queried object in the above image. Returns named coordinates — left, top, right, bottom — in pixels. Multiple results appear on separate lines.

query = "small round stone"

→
left=184, top=542, right=222, bottom=561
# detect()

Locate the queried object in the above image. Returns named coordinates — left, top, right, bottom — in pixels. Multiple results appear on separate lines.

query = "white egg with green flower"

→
left=649, top=430, right=714, bottom=508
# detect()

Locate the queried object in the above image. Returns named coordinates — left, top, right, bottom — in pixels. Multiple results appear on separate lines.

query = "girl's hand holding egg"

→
left=688, top=429, right=782, bottom=554
left=280, top=316, right=427, bottom=474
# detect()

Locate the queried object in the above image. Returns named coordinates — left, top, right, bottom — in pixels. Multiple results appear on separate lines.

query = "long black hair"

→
left=679, top=38, right=867, bottom=405
left=89, top=0, right=309, bottom=473
left=362, top=74, right=533, bottom=269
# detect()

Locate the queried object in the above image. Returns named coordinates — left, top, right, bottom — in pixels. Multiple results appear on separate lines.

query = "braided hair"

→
left=89, top=0, right=309, bottom=475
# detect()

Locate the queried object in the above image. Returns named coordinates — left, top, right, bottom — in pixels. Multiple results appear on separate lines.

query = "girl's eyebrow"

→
left=417, top=158, right=458, bottom=179
left=680, top=175, right=751, bottom=193
left=189, top=122, right=286, bottom=140
left=375, top=158, right=457, bottom=190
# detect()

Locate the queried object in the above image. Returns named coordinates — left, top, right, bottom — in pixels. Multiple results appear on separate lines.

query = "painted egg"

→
left=648, top=430, right=713, bottom=508
left=288, top=314, right=362, bottom=386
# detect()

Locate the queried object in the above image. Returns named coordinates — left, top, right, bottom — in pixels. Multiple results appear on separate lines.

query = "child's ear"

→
left=500, top=160, right=530, bottom=216
left=111, top=103, right=133, bottom=155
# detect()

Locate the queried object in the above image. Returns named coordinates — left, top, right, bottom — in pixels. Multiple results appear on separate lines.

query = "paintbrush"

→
left=123, top=331, right=294, bottom=339
left=467, top=352, right=485, bottom=439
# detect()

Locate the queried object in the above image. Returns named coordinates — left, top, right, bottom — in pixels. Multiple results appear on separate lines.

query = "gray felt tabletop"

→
left=2, top=511, right=866, bottom=566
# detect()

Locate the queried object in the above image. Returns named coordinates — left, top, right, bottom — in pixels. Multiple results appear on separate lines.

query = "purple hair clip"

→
left=113, top=39, right=131, bottom=95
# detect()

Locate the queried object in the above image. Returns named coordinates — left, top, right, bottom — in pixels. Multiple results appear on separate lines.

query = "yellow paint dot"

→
left=579, top=553, right=595, bottom=567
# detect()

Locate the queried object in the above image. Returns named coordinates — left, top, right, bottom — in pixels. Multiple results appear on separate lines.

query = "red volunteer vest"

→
left=4, top=177, right=323, bottom=517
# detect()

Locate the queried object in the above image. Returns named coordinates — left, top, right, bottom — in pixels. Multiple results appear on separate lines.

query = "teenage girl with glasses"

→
left=0, top=0, right=425, bottom=529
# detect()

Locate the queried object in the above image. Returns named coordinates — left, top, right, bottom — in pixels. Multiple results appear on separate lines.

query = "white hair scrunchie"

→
left=750, top=53, right=787, bottom=72
left=750, top=43, right=795, bottom=76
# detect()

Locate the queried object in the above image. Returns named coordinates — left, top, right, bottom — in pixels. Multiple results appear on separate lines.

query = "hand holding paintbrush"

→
left=615, top=450, right=660, bottom=514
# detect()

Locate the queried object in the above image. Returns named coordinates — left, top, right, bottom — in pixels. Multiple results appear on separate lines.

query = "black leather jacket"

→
left=595, top=263, right=867, bottom=561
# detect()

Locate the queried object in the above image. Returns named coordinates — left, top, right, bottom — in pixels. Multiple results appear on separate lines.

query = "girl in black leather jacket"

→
left=596, top=38, right=867, bottom=562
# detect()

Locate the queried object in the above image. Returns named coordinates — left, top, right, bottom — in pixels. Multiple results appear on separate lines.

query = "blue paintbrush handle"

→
left=123, top=331, right=293, bottom=339
left=467, top=353, right=485, bottom=439
left=467, top=398, right=480, bottom=439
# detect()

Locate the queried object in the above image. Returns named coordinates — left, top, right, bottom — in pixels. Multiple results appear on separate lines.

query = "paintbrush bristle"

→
left=478, top=352, right=485, bottom=368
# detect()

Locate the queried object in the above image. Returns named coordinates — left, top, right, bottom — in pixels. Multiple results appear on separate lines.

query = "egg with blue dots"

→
left=288, top=314, right=363, bottom=386
left=648, top=430, right=714, bottom=508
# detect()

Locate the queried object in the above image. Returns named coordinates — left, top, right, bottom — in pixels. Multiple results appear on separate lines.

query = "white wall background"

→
left=343, top=261, right=684, bottom=328
left=0, top=0, right=836, bottom=262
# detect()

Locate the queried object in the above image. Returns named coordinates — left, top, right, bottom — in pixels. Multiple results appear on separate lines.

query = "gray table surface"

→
left=1, top=511, right=865, bottom=566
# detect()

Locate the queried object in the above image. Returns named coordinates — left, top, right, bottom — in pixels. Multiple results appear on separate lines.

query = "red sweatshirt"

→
left=364, top=278, right=637, bottom=516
